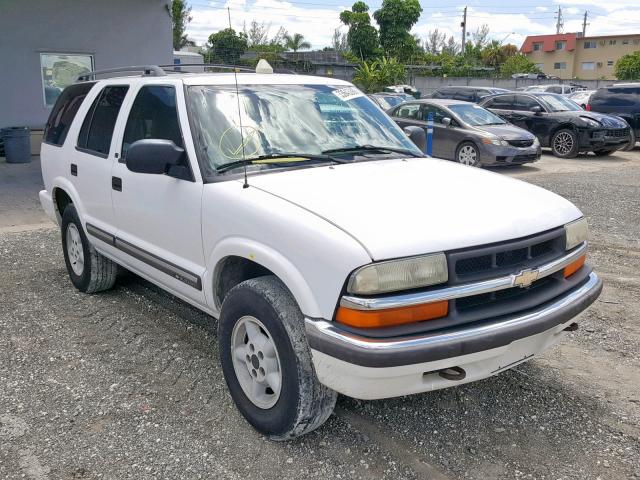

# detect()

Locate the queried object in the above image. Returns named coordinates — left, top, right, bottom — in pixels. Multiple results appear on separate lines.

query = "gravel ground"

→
left=1, top=150, right=639, bottom=479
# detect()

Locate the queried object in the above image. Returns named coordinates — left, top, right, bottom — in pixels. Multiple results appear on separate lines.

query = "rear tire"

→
left=61, top=204, right=117, bottom=293
left=551, top=129, right=579, bottom=158
left=218, top=276, right=337, bottom=440
left=456, top=142, right=480, bottom=166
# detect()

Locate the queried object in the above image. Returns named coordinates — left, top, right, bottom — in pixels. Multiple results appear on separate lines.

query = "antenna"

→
left=555, top=6, right=564, bottom=34
left=228, top=7, right=249, bottom=189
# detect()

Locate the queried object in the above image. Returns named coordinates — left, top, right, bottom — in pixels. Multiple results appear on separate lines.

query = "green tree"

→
left=352, top=57, right=406, bottom=93
left=481, top=40, right=506, bottom=70
left=167, top=0, right=193, bottom=50
left=340, top=2, right=379, bottom=60
left=500, top=54, right=540, bottom=77
left=207, top=28, right=249, bottom=65
left=373, top=0, right=422, bottom=61
left=615, top=51, right=640, bottom=80
left=284, top=33, right=311, bottom=52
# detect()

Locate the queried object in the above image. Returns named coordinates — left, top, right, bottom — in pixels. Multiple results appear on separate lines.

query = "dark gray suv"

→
left=389, top=99, right=541, bottom=167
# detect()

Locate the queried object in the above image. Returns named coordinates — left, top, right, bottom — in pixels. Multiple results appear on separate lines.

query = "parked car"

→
left=388, top=99, right=541, bottom=166
left=523, top=84, right=579, bottom=95
left=368, top=92, right=414, bottom=110
left=568, top=90, right=595, bottom=109
left=430, top=86, right=510, bottom=103
left=479, top=92, right=631, bottom=157
left=39, top=67, right=602, bottom=440
left=384, top=84, right=421, bottom=98
left=587, top=83, right=640, bottom=151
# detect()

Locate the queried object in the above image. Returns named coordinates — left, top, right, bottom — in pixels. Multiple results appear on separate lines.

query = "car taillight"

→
left=585, top=104, right=592, bottom=111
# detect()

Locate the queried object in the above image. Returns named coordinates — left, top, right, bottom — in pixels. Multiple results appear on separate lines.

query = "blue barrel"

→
left=2, top=127, right=31, bottom=163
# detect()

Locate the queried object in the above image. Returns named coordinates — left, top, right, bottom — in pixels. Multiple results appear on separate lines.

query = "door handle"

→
left=112, top=177, right=122, bottom=192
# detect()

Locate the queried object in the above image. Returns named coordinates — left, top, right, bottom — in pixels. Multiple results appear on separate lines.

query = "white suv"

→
left=39, top=66, right=602, bottom=439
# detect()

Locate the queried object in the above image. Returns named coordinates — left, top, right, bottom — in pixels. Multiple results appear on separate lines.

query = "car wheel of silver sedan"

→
left=456, top=142, right=480, bottom=166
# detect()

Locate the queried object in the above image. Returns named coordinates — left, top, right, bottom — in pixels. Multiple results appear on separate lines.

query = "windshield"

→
left=536, top=94, right=583, bottom=112
left=448, top=103, right=507, bottom=126
left=187, top=84, right=421, bottom=176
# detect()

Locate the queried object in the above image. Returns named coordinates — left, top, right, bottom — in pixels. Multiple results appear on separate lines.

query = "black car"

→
left=587, top=83, right=639, bottom=151
left=431, top=86, right=510, bottom=103
left=479, top=92, right=630, bottom=158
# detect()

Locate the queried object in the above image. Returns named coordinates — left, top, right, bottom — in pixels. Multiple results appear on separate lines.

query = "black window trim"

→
left=75, top=84, right=130, bottom=159
left=42, top=82, right=97, bottom=148
left=121, top=83, right=195, bottom=182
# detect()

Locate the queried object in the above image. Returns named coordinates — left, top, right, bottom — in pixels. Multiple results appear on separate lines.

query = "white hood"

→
left=248, top=158, right=582, bottom=260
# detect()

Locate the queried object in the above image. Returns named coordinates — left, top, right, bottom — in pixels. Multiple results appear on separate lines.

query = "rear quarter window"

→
left=44, top=82, right=96, bottom=146
left=591, top=87, right=640, bottom=108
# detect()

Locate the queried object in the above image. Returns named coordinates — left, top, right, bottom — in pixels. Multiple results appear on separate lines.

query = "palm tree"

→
left=284, top=33, right=311, bottom=52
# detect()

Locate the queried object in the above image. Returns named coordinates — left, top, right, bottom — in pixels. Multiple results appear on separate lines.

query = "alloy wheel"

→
left=66, top=224, right=85, bottom=276
left=553, top=131, right=574, bottom=156
left=231, top=316, right=282, bottom=409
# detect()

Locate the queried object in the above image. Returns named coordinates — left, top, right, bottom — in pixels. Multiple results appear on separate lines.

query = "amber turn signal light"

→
left=336, top=301, right=449, bottom=328
left=564, top=255, right=586, bottom=278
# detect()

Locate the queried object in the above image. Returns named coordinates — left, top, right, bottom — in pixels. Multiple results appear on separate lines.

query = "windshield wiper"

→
left=216, top=153, right=347, bottom=174
left=322, top=145, right=423, bottom=157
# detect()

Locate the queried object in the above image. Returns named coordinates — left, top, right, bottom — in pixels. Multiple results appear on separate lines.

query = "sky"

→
left=185, top=0, right=640, bottom=50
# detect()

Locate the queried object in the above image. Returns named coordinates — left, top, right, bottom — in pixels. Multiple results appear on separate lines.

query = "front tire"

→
left=61, top=204, right=117, bottom=293
left=551, top=129, right=579, bottom=158
left=456, top=141, right=480, bottom=166
left=218, top=276, right=337, bottom=440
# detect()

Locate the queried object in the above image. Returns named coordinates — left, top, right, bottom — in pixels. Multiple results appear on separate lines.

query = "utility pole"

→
left=555, top=6, right=564, bottom=34
left=461, top=6, right=467, bottom=53
left=582, top=11, right=589, bottom=36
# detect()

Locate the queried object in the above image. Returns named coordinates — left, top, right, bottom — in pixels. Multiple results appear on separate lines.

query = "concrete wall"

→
left=0, top=0, right=172, bottom=129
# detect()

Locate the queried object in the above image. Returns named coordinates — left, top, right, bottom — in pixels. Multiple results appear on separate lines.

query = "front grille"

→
left=507, top=139, right=534, bottom=148
left=456, top=276, right=553, bottom=312
left=606, top=128, right=629, bottom=138
left=513, top=154, right=538, bottom=162
left=449, top=228, right=566, bottom=285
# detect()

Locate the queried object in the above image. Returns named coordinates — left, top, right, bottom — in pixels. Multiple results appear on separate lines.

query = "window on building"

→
left=607, top=60, right=614, bottom=67
left=634, top=39, right=640, bottom=45
left=533, top=43, right=542, bottom=51
left=584, top=41, right=597, bottom=49
left=609, top=39, right=617, bottom=45
left=555, top=41, right=566, bottom=50
left=622, top=39, right=629, bottom=45
left=78, top=86, right=129, bottom=157
left=581, top=62, right=596, bottom=71
left=122, top=86, right=184, bottom=158
left=554, top=62, right=567, bottom=70
left=40, top=53, right=94, bottom=108
left=44, top=82, right=95, bottom=147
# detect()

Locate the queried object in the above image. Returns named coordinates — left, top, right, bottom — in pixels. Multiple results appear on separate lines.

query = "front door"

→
left=110, top=83, right=206, bottom=307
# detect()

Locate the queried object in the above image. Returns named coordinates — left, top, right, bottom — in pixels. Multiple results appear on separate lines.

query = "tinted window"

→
left=591, top=87, right=640, bottom=108
left=485, top=95, right=515, bottom=109
left=547, top=86, right=563, bottom=94
left=394, top=103, right=421, bottom=119
left=514, top=95, right=541, bottom=111
left=432, top=88, right=455, bottom=99
left=122, top=86, right=183, bottom=157
left=453, top=89, right=476, bottom=102
left=44, top=82, right=95, bottom=146
left=78, top=86, right=129, bottom=156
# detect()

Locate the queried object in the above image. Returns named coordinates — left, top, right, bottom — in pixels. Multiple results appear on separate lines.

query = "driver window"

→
left=122, top=85, right=184, bottom=158
left=422, top=105, right=447, bottom=124
left=395, top=104, right=421, bottom=120
left=514, top=95, right=541, bottom=111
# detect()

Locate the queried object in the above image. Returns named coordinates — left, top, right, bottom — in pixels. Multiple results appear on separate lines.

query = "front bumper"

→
left=577, top=128, right=630, bottom=151
left=479, top=143, right=542, bottom=166
left=306, top=271, right=602, bottom=399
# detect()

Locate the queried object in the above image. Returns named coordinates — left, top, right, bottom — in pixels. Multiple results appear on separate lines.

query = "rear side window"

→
left=547, top=86, right=563, bottom=94
left=122, top=86, right=184, bottom=157
left=592, top=87, right=640, bottom=108
left=44, top=82, right=95, bottom=146
left=432, top=88, right=454, bottom=99
left=394, top=103, right=421, bottom=120
left=77, top=86, right=129, bottom=157
left=453, top=89, right=476, bottom=102
left=484, top=95, right=515, bottom=109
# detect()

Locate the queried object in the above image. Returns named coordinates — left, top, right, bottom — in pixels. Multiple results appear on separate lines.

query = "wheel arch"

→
left=51, top=178, right=84, bottom=224
left=205, top=238, right=322, bottom=319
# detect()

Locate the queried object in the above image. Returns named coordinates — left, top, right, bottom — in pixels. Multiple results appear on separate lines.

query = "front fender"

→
left=205, top=237, right=321, bottom=319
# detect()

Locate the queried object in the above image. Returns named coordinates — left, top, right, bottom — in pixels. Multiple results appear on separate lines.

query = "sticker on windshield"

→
left=332, top=86, right=364, bottom=102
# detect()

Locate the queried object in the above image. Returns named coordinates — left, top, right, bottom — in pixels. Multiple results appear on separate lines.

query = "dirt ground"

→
left=1, top=151, right=639, bottom=479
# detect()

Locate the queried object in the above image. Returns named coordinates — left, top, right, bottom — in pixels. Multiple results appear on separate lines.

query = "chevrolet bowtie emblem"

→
left=512, top=268, right=539, bottom=288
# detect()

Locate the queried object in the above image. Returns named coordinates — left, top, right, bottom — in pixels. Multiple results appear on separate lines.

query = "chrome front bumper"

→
left=306, top=271, right=602, bottom=368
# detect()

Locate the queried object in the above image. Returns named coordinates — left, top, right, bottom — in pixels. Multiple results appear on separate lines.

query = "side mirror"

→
left=403, top=126, right=426, bottom=153
left=126, top=139, right=190, bottom=179
left=530, top=105, right=543, bottom=115
left=442, top=117, right=452, bottom=127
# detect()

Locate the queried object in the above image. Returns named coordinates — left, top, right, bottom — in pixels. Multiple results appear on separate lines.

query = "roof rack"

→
left=77, top=65, right=166, bottom=82
left=158, top=63, right=255, bottom=73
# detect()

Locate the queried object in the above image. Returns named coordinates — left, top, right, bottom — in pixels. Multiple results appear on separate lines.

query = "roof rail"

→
left=158, top=63, right=255, bottom=73
left=77, top=65, right=166, bottom=82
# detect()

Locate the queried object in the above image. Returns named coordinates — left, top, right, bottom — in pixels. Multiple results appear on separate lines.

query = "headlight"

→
left=583, top=118, right=601, bottom=128
left=565, top=217, right=588, bottom=250
left=481, top=137, right=508, bottom=146
left=533, top=137, right=540, bottom=145
left=347, top=253, right=448, bottom=295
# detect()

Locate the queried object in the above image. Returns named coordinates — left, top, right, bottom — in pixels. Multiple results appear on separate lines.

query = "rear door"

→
left=513, top=95, right=550, bottom=141
left=422, top=104, right=460, bottom=159
left=71, top=83, right=130, bottom=237
left=110, top=82, right=206, bottom=306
